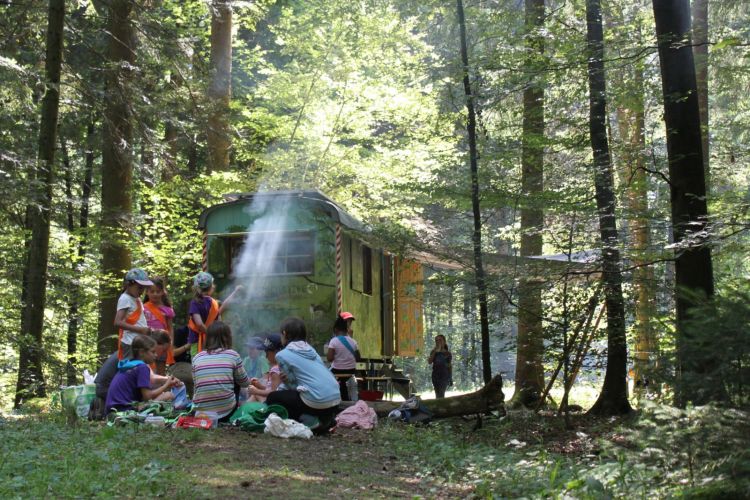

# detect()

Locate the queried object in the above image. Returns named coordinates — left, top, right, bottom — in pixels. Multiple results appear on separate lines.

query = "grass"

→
left=0, top=411, right=463, bottom=499
left=1, top=387, right=747, bottom=498
left=378, top=403, right=750, bottom=498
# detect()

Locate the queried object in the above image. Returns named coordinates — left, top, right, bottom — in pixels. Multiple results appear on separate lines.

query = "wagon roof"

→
left=198, top=189, right=367, bottom=232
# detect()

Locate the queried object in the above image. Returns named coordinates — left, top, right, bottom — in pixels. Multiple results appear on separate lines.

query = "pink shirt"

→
left=328, top=335, right=358, bottom=370
left=143, top=304, right=175, bottom=331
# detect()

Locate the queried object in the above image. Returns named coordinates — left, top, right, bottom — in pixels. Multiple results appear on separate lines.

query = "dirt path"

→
left=175, top=427, right=469, bottom=499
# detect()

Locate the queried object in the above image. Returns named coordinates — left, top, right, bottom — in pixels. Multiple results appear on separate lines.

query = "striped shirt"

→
left=192, top=349, right=249, bottom=418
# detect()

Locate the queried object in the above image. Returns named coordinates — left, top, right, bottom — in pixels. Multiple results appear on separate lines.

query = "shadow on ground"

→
left=175, top=426, right=470, bottom=498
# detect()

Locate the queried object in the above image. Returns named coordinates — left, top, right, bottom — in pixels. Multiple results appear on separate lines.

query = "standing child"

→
left=143, top=277, right=176, bottom=375
left=246, top=333, right=284, bottom=402
left=105, top=335, right=180, bottom=413
left=114, top=268, right=166, bottom=360
left=192, top=321, right=250, bottom=422
left=188, top=272, right=243, bottom=357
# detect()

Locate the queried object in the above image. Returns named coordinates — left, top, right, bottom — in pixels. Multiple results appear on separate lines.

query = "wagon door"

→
left=394, top=257, right=424, bottom=356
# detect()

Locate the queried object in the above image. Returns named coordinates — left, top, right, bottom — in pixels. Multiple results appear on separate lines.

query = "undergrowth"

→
left=376, top=403, right=750, bottom=498
left=0, top=412, right=209, bottom=498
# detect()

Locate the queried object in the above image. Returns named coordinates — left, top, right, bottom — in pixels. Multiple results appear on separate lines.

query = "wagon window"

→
left=362, top=246, right=372, bottom=295
left=226, top=231, right=315, bottom=276
left=351, top=240, right=373, bottom=295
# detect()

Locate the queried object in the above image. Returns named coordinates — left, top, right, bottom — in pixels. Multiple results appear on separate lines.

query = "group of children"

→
left=95, top=267, right=349, bottom=432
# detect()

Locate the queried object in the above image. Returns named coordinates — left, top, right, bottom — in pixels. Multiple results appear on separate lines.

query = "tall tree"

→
left=615, top=65, right=657, bottom=394
left=14, top=0, right=65, bottom=407
left=207, top=0, right=233, bottom=172
left=62, top=121, right=95, bottom=385
left=456, top=0, right=492, bottom=383
left=513, top=0, right=546, bottom=407
left=585, top=0, right=631, bottom=415
left=99, top=0, right=136, bottom=360
left=610, top=5, right=658, bottom=395
left=652, top=0, right=715, bottom=404
left=691, top=0, right=709, bottom=190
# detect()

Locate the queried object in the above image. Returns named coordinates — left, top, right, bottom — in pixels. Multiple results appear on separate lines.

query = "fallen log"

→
left=341, top=374, right=505, bottom=418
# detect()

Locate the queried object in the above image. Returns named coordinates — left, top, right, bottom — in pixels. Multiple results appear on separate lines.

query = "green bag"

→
left=60, top=384, right=96, bottom=419
left=229, top=402, right=288, bottom=432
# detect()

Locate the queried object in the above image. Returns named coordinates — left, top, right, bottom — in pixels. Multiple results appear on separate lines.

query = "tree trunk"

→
left=691, top=0, right=709, bottom=191
left=513, top=0, right=545, bottom=407
left=615, top=65, right=658, bottom=395
left=585, top=0, right=632, bottom=416
left=342, top=374, right=505, bottom=418
left=652, top=0, right=715, bottom=405
left=456, top=0, right=492, bottom=384
left=62, top=122, right=95, bottom=386
left=14, top=0, right=65, bottom=407
left=207, top=0, right=233, bottom=172
left=99, top=0, right=136, bottom=361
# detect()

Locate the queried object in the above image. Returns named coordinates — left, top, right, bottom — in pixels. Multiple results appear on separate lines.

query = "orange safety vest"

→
left=144, top=301, right=175, bottom=365
left=118, top=299, right=143, bottom=360
left=188, top=297, right=219, bottom=353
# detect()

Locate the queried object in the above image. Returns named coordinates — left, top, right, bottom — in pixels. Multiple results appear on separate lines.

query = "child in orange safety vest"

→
left=114, top=268, right=168, bottom=360
left=187, top=272, right=244, bottom=358
left=143, top=277, right=176, bottom=375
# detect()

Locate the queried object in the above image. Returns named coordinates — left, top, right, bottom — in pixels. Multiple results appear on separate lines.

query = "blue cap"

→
left=193, top=272, right=214, bottom=290
left=263, top=333, right=283, bottom=352
left=125, top=268, right=153, bottom=286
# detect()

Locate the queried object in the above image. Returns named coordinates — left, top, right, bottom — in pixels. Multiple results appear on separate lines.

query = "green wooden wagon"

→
left=198, top=190, right=424, bottom=366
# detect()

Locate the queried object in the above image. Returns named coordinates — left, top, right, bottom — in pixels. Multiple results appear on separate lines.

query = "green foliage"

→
left=673, top=283, right=750, bottom=406
left=609, top=402, right=750, bottom=497
left=377, top=404, right=750, bottom=498
left=0, top=416, right=207, bottom=498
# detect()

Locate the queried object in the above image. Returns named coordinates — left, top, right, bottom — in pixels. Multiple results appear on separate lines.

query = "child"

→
left=192, top=321, right=250, bottom=422
left=113, top=268, right=167, bottom=360
left=143, top=277, right=176, bottom=375
left=187, top=272, right=244, bottom=357
left=246, top=333, right=283, bottom=403
left=105, top=335, right=180, bottom=413
left=266, top=317, right=341, bottom=430
left=326, top=312, right=362, bottom=401
left=242, top=336, right=270, bottom=379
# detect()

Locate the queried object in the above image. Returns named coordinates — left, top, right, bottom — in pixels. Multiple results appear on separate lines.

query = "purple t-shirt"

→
left=188, top=296, right=215, bottom=343
left=105, top=363, right=151, bottom=412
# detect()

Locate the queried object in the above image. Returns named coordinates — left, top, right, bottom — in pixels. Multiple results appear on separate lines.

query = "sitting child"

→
left=247, top=333, right=283, bottom=402
left=192, top=321, right=250, bottom=422
left=105, top=335, right=180, bottom=413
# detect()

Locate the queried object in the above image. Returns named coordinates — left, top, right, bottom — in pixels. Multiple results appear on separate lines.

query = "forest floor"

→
left=1, top=399, right=748, bottom=499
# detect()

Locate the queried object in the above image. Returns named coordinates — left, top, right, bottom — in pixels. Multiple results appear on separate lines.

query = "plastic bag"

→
left=60, top=384, right=96, bottom=419
left=171, top=385, right=190, bottom=410
left=346, top=375, right=359, bottom=402
left=175, top=415, right=213, bottom=429
left=264, top=413, right=313, bottom=439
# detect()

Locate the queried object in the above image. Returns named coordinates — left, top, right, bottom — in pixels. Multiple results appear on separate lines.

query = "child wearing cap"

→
left=327, top=312, right=361, bottom=401
left=242, top=336, right=270, bottom=379
left=188, top=272, right=244, bottom=357
left=246, top=333, right=284, bottom=403
left=114, top=268, right=167, bottom=360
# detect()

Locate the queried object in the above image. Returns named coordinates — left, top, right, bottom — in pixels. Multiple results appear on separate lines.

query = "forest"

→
left=0, top=0, right=748, bottom=497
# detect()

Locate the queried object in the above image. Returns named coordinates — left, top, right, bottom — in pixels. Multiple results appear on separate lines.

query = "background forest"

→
left=1, top=0, right=748, bottom=416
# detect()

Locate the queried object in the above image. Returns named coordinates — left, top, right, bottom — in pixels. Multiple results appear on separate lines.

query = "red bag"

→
left=175, top=416, right=213, bottom=429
